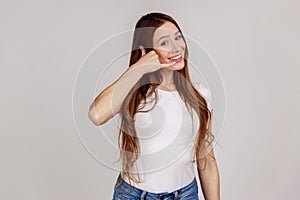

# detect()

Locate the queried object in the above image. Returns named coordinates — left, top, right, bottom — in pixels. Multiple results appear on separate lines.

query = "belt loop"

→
left=174, top=190, right=178, bottom=199
left=141, top=190, right=147, bottom=199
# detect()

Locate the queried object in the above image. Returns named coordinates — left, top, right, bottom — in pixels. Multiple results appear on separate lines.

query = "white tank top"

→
left=122, top=82, right=213, bottom=193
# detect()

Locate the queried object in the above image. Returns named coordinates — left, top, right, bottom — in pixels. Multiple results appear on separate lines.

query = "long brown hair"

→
left=117, top=12, right=214, bottom=186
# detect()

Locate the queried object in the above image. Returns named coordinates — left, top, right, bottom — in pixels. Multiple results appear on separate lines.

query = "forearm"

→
left=88, top=65, right=145, bottom=125
left=197, top=155, right=220, bottom=200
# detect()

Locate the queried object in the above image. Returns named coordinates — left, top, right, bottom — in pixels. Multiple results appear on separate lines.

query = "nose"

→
left=171, top=45, right=181, bottom=54
left=170, top=41, right=181, bottom=54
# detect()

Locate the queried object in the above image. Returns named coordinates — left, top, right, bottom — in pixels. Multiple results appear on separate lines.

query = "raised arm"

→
left=88, top=66, right=144, bottom=126
left=88, top=46, right=176, bottom=126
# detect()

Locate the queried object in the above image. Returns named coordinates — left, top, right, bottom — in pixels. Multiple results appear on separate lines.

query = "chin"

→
left=171, top=61, right=185, bottom=71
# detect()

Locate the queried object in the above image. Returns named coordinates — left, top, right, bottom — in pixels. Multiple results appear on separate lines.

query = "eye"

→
left=160, top=41, right=168, bottom=46
left=175, top=35, right=182, bottom=40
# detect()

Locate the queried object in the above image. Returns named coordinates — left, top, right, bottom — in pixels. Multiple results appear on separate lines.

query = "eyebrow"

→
left=157, top=31, right=181, bottom=43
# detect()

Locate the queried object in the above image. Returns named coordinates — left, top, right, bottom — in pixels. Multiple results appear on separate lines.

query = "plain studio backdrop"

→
left=1, top=0, right=299, bottom=199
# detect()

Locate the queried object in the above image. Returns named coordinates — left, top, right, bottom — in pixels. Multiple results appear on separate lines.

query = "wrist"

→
left=130, top=64, right=146, bottom=77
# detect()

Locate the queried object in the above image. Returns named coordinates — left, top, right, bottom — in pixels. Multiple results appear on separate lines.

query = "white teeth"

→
left=169, top=55, right=181, bottom=60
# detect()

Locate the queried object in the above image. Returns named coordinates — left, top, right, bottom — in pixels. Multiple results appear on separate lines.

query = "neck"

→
left=159, top=68, right=174, bottom=85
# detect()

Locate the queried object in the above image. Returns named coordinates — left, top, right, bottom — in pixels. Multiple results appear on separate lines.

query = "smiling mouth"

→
left=168, top=54, right=183, bottom=63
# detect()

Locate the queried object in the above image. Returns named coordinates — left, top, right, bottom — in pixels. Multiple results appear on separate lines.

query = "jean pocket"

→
left=177, top=186, right=196, bottom=199
left=113, top=187, right=139, bottom=200
left=113, top=193, right=131, bottom=200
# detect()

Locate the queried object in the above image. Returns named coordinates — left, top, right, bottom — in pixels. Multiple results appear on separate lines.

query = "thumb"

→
left=139, top=45, right=146, bottom=56
left=160, top=61, right=177, bottom=68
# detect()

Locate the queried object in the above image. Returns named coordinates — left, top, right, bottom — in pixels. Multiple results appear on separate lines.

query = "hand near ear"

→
left=129, top=45, right=176, bottom=75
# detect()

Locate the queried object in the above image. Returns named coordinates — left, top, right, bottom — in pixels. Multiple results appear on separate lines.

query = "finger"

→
left=160, top=61, right=176, bottom=68
left=151, top=52, right=159, bottom=60
left=139, top=46, right=146, bottom=56
left=149, top=50, right=156, bottom=54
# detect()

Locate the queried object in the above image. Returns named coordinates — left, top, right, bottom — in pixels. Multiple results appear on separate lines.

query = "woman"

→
left=88, top=12, right=220, bottom=200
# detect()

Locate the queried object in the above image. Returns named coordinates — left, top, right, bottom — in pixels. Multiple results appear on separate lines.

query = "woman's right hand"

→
left=130, top=46, right=177, bottom=75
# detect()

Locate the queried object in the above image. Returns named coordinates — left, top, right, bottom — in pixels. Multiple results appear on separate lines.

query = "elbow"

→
left=88, top=101, right=116, bottom=126
left=88, top=104, right=103, bottom=126
left=88, top=110, right=101, bottom=126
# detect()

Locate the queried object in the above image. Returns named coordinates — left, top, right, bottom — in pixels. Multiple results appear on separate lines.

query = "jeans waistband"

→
left=115, top=173, right=197, bottom=199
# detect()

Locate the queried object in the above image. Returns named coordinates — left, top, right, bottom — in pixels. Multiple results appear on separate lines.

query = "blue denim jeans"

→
left=112, top=173, right=199, bottom=200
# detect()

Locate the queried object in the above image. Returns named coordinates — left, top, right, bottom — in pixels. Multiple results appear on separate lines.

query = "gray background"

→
left=1, top=0, right=299, bottom=199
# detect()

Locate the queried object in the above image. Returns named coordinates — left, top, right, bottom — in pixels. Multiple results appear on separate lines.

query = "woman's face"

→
left=152, top=21, right=186, bottom=71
